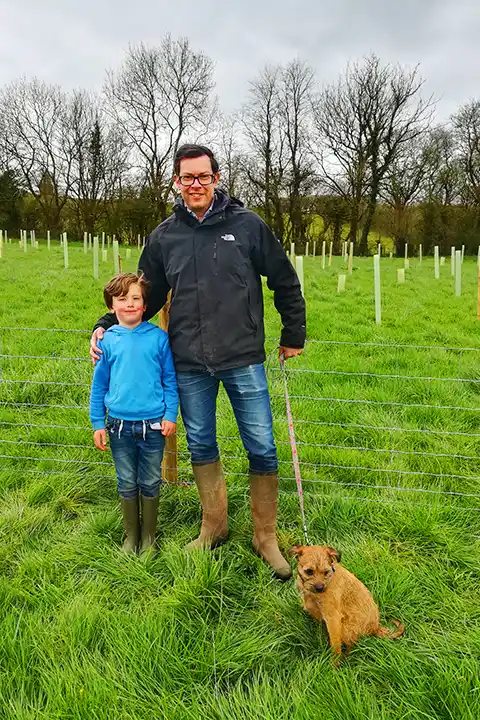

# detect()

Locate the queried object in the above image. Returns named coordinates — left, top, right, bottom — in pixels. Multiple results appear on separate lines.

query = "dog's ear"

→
left=288, top=545, right=304, bottom=558
left=327, top=546, right=341, bottom=563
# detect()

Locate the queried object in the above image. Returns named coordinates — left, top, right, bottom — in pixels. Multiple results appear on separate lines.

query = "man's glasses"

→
left=178, top=173, right=216, bottom=187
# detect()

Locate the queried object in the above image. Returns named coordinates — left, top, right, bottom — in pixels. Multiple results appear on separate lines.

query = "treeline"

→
left=1, top=37, right=479, bottom=255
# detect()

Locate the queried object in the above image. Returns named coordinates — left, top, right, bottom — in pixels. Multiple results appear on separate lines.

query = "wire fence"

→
left=1, top=326, right=480, bottom=522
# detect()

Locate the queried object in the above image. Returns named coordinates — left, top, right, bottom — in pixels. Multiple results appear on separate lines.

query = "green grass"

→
left=1, top=239, right=480, bottom=719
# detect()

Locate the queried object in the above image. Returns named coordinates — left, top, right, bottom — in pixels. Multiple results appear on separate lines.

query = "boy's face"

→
left=110, top=282, right=146, bottom=329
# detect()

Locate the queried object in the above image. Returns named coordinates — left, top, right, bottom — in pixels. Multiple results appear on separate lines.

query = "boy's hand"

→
left=94, top=429, right=108, bottom=450
left=161, top=420, right=176, bottom=437
left=90, top=328, right=105, bottom=365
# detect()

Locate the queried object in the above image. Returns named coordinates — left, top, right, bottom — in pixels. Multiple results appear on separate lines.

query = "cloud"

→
left=0, top=0, right=478, bottom=120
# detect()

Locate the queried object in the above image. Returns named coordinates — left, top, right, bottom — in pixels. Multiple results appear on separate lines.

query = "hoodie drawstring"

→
left=115, top=419, right=149, bottom=440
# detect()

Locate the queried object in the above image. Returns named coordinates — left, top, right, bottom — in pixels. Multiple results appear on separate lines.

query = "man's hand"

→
left=90, top=327, right=105, bottom=365
left=279, top=346, right=303, bottom=360
left=94, top=429, right=108, bottom=451
left=161, top=420, right=176, bottom=437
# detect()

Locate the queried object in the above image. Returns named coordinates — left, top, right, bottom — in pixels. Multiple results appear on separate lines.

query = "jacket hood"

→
left=107, top=321, right=157, bottom=335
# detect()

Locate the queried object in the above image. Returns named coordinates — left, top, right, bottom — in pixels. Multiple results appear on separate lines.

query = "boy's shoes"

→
left=120, top=496, right=140, bottom=553
left=139, top=494, right=159, bottom=554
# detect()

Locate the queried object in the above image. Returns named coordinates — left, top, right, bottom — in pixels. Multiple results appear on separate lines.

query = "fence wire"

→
left=2, top=327, right=479, bottom=352
left=1, top=327, right=480, bottom=520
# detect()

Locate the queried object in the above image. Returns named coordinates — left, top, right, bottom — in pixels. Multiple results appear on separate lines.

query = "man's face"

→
left=174, top=155, right=219, bottom=218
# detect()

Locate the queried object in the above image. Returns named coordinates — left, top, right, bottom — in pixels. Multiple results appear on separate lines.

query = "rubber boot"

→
left=185, top=460, right=229, bottom=550
left=120, top=496, right=140, bottom=554
left=139, top=494, right=160, bottom=554
left=250, top=472, right=292, bottom=580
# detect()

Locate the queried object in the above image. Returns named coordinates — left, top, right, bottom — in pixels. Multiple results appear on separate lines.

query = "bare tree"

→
left=0, top=78, right=75, bottom=233
left=359, top=58, right=434, bottom=254
left=104, top=36, right=214, bottom=225
left=423, top=127, right=463, bottom=205
left=242, top=61, right=315, bottom=247
left=313, top=54, right=434, bottom=254
left=312, top=67, right=371, bottom=248
left=381, top=136, right=431, bottom=253
left=215, top=114, right=248, bottom=201
left=279, top=59, right=316, bottom=248
left=241, top=66, right=286, bottom=241
left=453, top=100, right=480, bottom=208
left=66, top=91, right=129, bottom=235
left=417, top=126, right=464, bottom=253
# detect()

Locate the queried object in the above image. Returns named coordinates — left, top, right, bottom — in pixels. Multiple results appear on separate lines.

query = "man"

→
left=90, top=144, right=306, bottom=580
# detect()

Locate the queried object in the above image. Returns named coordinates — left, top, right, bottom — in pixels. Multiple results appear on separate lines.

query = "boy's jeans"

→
left=176, top=363, right=278, bottom=474
left=107, top=417, right=165, bottom=499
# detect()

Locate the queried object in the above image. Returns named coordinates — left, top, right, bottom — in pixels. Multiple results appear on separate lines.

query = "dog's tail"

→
left=376, top=619, right=405, bottom=640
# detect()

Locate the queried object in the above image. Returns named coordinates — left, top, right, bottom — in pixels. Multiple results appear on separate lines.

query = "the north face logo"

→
left=221, top=234, right=235, bottom=242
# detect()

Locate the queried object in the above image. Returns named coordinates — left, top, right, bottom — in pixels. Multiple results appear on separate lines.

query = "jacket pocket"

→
left=246, top=283, right=257, bottom=334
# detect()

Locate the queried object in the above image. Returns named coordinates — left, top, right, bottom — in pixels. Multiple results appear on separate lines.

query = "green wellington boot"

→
left=120, top=496, right=140, bottom=553
left=139, top=494, right=160, bottom=554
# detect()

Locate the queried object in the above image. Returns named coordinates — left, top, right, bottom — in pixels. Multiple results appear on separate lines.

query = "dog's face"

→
left=289, top=545, right=342, bottom=594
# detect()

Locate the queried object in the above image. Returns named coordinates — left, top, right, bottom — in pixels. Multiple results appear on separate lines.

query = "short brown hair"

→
left=103, top=272, right=150, bottom=309
left=174, top=144, right=219, bottom=175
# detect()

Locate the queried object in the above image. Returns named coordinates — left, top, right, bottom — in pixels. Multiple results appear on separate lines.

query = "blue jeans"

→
left=177, top=363, right=278, bottom=474
left=107, top=417, right=166, bottom=499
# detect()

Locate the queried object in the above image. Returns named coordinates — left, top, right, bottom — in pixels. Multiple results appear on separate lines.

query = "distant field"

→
left=0, top=240, right=479, bottom=720
left=305, top=215, right=395, bottom=255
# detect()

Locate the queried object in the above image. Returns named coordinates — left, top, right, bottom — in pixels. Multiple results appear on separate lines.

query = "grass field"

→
left=1, top=240, right=480, bottom=719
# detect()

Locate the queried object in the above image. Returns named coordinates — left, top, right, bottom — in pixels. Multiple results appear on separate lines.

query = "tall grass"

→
left=0, top=241, right=479, bottom=719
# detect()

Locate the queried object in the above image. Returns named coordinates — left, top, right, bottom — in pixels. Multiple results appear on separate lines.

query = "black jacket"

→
left=95, top=190, right=306, bottom=372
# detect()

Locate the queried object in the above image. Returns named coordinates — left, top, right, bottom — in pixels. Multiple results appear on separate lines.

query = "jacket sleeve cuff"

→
left=163, top=411, right=178, bottom=423
left=280, top=332, right=306, bottom=348
left=92, top=420, right=106, bottom=431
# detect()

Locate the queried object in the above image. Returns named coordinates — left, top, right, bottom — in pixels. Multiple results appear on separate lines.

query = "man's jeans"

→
left=176, top=363, right=278, bottom=474
left=107, top=417, right=166, bottom=499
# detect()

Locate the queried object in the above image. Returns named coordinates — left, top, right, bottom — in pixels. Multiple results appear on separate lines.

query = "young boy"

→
left=90, top=272, right=178, bottom=554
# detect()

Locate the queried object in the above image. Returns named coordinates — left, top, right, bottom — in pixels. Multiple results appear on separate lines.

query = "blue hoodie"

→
left=89, top=321, right=178, bottom=430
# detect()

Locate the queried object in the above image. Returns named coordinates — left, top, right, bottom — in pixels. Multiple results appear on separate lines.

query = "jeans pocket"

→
left=106, top=417, right=118, bottom=433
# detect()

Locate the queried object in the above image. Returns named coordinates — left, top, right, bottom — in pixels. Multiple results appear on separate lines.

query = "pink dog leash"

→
left=279, top=353, right=310, bottom=545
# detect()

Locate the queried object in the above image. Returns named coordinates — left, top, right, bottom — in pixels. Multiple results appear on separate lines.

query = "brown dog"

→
left=290, top=545, right=404, bottom=663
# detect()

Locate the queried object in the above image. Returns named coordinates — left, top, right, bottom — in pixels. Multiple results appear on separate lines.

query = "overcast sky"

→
left=1, top=0, right=478, bottom=121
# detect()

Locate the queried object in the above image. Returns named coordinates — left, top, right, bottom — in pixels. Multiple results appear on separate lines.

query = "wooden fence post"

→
left=159, top=292, right=178, bottom=483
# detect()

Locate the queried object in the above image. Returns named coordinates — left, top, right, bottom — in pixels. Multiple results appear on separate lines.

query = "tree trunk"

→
left=333, top=218, right=342, bottom=254
left=359, top=191, right=378, bottom=255
left=348, top=201, right=360, bottom=248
